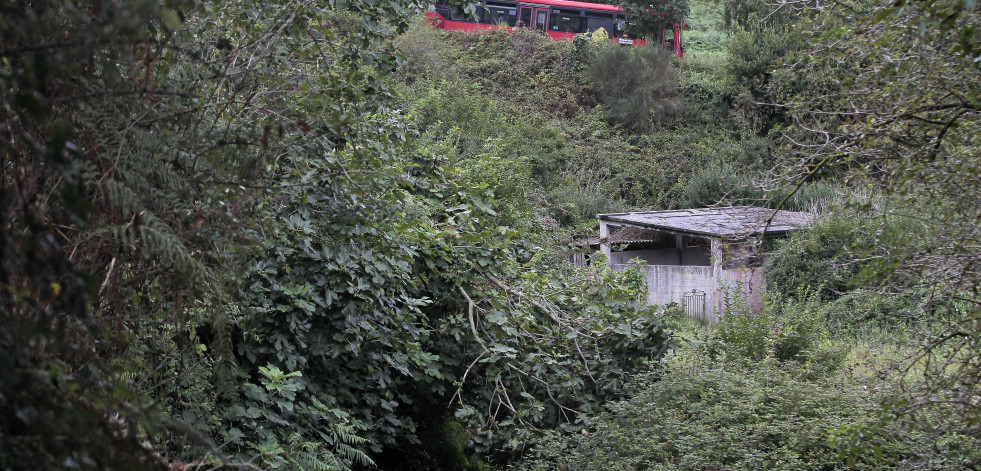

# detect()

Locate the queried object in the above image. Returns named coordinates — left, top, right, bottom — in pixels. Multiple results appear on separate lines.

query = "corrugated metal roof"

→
left=575, top=228, right=665, bottom=246
left=597, top=206, right=812, bottom=239
left=608, top=227, right=664, bottom=244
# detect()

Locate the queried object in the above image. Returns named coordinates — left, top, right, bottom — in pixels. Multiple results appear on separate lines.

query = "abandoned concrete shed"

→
left=596, top=206, right=811, bottom=322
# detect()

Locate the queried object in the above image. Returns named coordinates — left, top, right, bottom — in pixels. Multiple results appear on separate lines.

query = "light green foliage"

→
left=683, top=0, right=728, bottom=53
left=680, top=0, right=731, bottom=121
left=405, top=82, right=546, bottom=195
left=524, top=356, right=911, bottom=471
left=396, top=23, right=588, bottom=228
left=400, top=25, right=584, bottom=117
left=704, top=292, right=848, bottom=374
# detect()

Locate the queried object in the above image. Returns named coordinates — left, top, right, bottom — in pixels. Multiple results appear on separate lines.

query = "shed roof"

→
left=597, top=206, right=812, bottom=239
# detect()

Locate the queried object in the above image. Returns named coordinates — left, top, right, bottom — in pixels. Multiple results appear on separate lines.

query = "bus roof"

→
left=509, top=0, right=623, bottom=12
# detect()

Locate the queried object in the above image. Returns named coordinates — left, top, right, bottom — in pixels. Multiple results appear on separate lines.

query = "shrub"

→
left=764, top=201, right=930, bottom=304
left=523, top=358, right=915, bottom=471
left=676, top=161, right=762, bottom=207
left=820, top=289, right=922, bottom=332
left=764, top=208, right=877, bottom=302
left=769, top=180, right=844, bottom=212
left=588, top=44, right=682, bottom=132
left=703, top=291, right=847, bottom=372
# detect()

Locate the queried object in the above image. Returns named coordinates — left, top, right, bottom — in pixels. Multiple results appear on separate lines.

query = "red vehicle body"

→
left=428, top=0, right=684, bottom=57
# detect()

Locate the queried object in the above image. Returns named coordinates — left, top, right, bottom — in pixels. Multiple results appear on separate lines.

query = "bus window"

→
left=449, top=8, right=480, bottom=22
left=434, top=4, right=452, bottom=20
left=663, top=24, right=679, bottom=53
left=519, top=7, right=532, bottom=27
left=614, top=17, right=627, bottom=37
left=663, top=27, right=674, bottom=48
left=550, top=8, right=585, bottom=33
left=486, top=3, right=517, bottom=26
left=585, top=12, right=615, bottom=34
left=534, top=8, right=549, bottom=31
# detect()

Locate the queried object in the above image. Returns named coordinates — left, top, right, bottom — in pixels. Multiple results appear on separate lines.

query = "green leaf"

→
left=161, top=9, right=182, bottom=31
left=872, top=7, right=899, bottom=22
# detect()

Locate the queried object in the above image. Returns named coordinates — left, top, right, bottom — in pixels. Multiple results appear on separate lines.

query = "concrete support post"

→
left=710, top=238, right=724, bottom=321
left=675, top=234, right=684, bottom=265
left=599, top=220, right=612, bottom=264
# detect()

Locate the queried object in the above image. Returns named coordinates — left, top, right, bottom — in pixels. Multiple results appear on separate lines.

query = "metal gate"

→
left=682, top=289, right=706, bottom=321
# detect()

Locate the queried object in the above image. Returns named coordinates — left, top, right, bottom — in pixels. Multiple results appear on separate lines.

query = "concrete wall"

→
left=611, top=249, right=677, bottom=265
left=719, top=267, right=766, bottom=314
left=612, top=264, right=716, bottom=321
left=612, top=263, right=767, bottom=322
left=610, top=248, right=711, bottom=266
left=683, top=247, right=711, bottom=266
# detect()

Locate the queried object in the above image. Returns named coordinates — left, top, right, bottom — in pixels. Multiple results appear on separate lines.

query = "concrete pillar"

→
left=675, top=234, right=684, bottom=265
left=599, top=220, right=612, bottom=264
left=710, top=237, right=724, bottom=321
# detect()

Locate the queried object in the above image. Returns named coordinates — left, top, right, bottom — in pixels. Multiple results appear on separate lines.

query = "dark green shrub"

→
left=589, top=44, right=682, bottom=132
left=764, top=209, right=875, bottom=302
left=544, top=180, right=622, bottom=227
left=821, top=290, right=921, bottom=332
left=725, top=27, right=806, bottom=132
left=764, top=201, right=929, bottom=298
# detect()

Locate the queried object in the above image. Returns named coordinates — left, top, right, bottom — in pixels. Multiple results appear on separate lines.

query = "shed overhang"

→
left=597, top=206, right=812, bottom=240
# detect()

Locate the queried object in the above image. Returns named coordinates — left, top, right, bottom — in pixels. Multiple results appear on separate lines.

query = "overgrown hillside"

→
left=2, top=0, right=980, bottom=469
left=393, top=0, right=981, bottom=469
left=394, top=4, right=834, bottom=247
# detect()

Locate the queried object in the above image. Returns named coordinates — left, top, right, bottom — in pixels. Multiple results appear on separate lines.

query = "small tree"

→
left=589, top=43, right=683, bottom=132
left=616, top=0, right=690, bottom=40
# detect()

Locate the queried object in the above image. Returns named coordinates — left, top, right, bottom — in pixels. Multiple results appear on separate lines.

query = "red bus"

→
left=428, top=0, right=683, bottom=57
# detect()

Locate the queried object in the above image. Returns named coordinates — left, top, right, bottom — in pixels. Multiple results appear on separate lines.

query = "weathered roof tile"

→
left=598, top=206, right=812, bottom=239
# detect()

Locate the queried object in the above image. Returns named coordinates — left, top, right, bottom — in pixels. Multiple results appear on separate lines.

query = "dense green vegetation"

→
left=2, top=0, right=980, bottom=469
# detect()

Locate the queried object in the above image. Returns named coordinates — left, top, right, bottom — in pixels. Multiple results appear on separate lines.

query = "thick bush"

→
left=523, top=358, right=915, bottom=471
left=764, top=208, right=877, bottom=302
left=764, top=202, right=935, bottom=330
left=703, top=292, right=847, bottom=375
left=820, top=290, right=922, bottom=332
left=676, top=161, right=761, bottom=207
left=589, top=44, right=682, bottom=132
